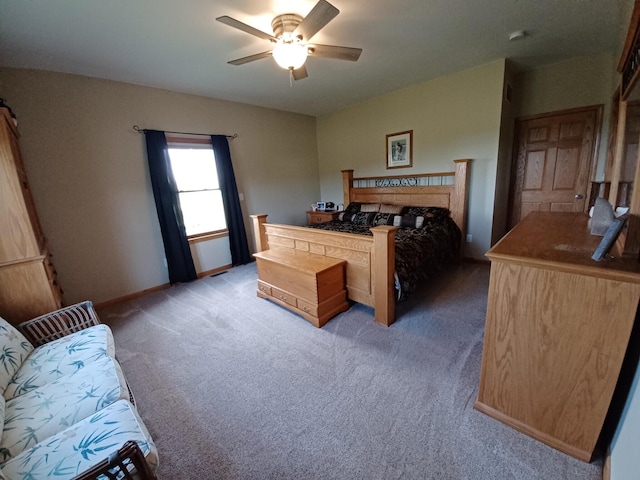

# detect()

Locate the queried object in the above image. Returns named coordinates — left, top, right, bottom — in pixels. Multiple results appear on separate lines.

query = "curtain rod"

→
left=133, top=125, right=237, bottom=139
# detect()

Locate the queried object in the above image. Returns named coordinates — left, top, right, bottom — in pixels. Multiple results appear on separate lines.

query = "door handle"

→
left=575, top=194, right=584, bottom=199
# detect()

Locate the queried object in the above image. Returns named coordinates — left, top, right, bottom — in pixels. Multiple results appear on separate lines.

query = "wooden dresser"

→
left=254, top=248, right=349, bottom=327
left=0, top=107, right=63, bottom=324
left=475, top=211, right=640, bottom=461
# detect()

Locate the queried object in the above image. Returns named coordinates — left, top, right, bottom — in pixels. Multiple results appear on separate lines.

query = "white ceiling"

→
left=0, top=0, right=629, bottom=117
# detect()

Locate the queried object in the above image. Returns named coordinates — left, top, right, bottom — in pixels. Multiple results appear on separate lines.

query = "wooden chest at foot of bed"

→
left=253, top=249, right=349, bottom=328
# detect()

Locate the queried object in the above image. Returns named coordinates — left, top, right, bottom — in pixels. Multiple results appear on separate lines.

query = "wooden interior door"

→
left=509, top=107, right=600, bottom=228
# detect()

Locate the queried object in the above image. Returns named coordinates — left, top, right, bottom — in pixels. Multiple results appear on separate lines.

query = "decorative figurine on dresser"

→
left=0, top=101, right=64, bottom=324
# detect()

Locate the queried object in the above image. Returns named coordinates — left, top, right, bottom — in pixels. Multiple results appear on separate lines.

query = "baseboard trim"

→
left=97, top=258, right=482, bottom=310
left=95, top=284, right=171, bottom=309
left=197, top=264, right=232, bottom=279
left=603, top=449, right=611, bottom=480
left=94, top=264, right=235, bottom=309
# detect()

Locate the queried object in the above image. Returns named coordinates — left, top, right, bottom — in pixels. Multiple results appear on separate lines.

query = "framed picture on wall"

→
left=386, top=130, right=413, bottom=169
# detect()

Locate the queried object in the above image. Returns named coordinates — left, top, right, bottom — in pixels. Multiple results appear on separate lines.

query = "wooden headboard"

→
left=341, top=159, right=471, bottom=238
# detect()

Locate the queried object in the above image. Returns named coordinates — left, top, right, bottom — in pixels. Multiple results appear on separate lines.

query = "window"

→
left=167, top=146, right=227, bottom=238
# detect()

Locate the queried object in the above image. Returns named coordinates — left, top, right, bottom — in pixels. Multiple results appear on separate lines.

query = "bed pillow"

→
left=360, top=203, right=381, bottom=213
left=351, top=212, right=376, bottom=226
left=371, top=213, right=396, bottom=226
left=379, top=204, right=404, bottom=214
left=339, top=202, right=361, bottom=222
left=403, top=206, right=451, bottom=221
left=393, top=215, right=425, bottom=229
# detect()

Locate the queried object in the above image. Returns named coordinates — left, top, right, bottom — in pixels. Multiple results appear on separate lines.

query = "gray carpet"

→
left=99, top=262, right=603, bottom=480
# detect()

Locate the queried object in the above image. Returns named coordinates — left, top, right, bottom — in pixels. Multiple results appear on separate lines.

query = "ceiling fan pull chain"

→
left=289, top=68, right=294, bottom=87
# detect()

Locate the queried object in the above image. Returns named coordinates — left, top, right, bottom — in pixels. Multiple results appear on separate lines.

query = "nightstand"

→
left=307, top=210, right=342, bottom=225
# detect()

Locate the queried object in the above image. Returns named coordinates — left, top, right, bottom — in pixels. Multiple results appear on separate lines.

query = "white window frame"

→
left=166, top=135, right=228, bottom=243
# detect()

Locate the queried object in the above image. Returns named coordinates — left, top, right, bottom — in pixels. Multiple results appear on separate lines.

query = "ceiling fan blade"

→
left=294, top=0, right=339, bottom=41
left=227, top=51, right=273, bottom=66
left=292, top=65, right=309, bottom=81
left=216, top=16, right=277, bottom=42
left=308, top=44, right=362, bottom=62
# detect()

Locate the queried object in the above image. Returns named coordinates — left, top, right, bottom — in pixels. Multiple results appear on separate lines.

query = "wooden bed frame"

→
left=251, top=159, right=470, bottom=327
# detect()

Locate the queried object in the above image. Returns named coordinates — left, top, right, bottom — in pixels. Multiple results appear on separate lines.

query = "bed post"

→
left=451, top=159, right=471, bottom=258
left=250, top=214, right=269, bottom=253
left=371, top=226, right=396, bottom=327
left=342, top=170, right=354, bottom=207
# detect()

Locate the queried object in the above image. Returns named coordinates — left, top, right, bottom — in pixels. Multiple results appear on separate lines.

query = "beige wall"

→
left=0, top=69, right=319, bottom=305
left=316, top=61, right=506, bottom=259
left=0, top=55, right=618, bottom=302
left=515, top=53, right=616, bottom=180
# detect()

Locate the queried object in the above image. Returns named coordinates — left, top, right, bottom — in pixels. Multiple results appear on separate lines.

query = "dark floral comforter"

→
left=308, top=214, right=461, bottom=301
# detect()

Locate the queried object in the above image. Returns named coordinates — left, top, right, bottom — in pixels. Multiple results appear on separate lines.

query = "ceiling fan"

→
left=216, top=0, right=362, bottom=81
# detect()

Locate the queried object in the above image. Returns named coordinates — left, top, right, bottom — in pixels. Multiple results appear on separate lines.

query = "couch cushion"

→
left=0, top=399, right=158, bottom=480
left=0, top=356, right=129, bottom=463
left=0, top=396, right=5, bottom=445
left=0, top=318, right=34, bottom=396
left=4, top=325, right=115, bottom=400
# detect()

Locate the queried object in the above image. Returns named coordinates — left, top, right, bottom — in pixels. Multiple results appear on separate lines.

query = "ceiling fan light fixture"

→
left=218, top=0, right=361, bottom=81
left=272, top=36, right=308, bottom=70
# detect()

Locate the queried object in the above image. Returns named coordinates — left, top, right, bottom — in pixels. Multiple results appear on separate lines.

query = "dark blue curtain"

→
left=145, top=130, right=197, bottom=284
left=211, top=135, right=251, bottom=265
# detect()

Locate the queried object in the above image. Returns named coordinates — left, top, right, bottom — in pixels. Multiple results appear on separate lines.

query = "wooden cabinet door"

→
left=509, top=107, right=600, bottom=229
left=0, top=113, right=41, bottom=262
left=0, top=258, right=59, bottom=324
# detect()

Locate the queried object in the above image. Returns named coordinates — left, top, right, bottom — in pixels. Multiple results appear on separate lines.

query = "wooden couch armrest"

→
left=72, top=440, right=157, bottom=480
left=18, top=300, right=101, bottom=347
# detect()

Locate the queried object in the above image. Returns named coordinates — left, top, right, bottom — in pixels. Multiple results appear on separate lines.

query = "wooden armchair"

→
left=72, top=440, right=158, bottom=480
left=0, top=303, right=158, bottom=478
left=18, top=300, right=101, bottom=346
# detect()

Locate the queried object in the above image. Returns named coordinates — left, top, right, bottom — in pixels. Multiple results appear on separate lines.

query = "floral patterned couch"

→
left=0, top=302, right=157, bottom=479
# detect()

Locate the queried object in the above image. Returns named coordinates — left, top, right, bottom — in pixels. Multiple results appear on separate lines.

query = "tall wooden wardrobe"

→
left=0, top=107, right=63, bottom=324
